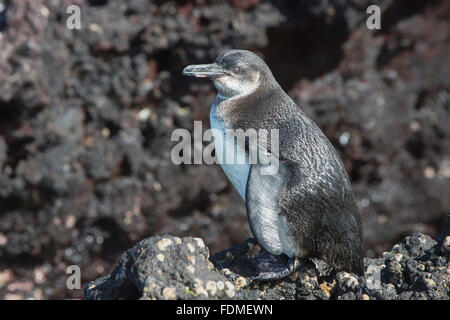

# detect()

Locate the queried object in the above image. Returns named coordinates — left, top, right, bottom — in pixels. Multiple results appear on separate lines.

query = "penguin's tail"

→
left=348, top=247, right=364, bottom=276
left=324, top=231, right=365, bottom=276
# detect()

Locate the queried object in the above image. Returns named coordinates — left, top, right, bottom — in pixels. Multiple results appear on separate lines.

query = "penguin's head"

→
left=183, top=50, right=276, bottom=98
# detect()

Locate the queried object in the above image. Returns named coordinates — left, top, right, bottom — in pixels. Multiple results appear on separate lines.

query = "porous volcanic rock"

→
left=1, top=0, right=448, bottom=300
left=85, top=232, right=449, bottom=300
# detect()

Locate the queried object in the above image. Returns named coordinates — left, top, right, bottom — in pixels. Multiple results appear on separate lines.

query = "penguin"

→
left=182, top=49, right=364, bottom=280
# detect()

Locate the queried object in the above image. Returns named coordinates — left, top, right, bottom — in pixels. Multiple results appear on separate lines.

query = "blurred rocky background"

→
left=0, top=0, right=448, bottom=299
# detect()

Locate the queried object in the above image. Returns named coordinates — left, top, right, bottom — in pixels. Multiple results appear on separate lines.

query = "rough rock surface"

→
left=85, top=234, right=235, bottom=300
left=0, top=0, right=449, bottom=299
left=85, top=230, right=449, bottom=300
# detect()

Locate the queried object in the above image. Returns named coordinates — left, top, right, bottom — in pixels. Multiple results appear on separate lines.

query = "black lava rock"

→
left=0, top=0, right=449, bottom=300
left=85, top=232, right=449, bottom=300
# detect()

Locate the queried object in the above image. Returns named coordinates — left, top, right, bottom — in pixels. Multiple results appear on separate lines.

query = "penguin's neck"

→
left=211, top=93, right=231, bottom=123
left=211, top=84, right=263, bottom=128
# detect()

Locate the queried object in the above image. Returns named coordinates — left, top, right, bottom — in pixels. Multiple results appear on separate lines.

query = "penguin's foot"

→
left=249, top=251, right=301, bottom=282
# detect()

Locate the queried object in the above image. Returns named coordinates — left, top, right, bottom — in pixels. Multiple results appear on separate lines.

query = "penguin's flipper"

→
left=245, top=161, right=290, bottom=256
left=245, top=161, right=295, bottom=280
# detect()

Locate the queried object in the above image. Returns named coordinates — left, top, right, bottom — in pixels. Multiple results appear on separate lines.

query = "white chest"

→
left=210, top=101, right=250, bottom=200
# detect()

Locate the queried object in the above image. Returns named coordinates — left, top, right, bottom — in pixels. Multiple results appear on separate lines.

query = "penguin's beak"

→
left=182, top=63, right=225, bottom=78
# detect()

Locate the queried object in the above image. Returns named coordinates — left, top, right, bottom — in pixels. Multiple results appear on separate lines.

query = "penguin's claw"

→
left=249, top=253, right=300, bottom=282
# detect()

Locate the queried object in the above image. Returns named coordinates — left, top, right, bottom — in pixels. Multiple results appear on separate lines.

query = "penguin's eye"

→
left=232, top=66, right=241, bottom=73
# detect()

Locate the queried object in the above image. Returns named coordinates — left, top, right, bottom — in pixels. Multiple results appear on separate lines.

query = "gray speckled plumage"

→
left=184, top=49, right=364, bottom=276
